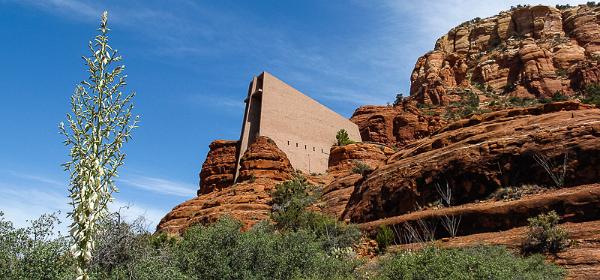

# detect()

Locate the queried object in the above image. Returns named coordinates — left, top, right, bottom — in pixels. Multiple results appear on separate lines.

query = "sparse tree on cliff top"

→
left=59, top=11, right=139, bottom=280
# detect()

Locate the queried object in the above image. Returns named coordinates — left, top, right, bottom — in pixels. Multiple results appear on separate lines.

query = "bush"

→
left=352, top=161, right=373, bottom=177
left=271, top=176, right=361, bottom=250
left=376, top=225, right=395, bottom=252
left=444, top=91, right=481, bottom=120
left=582, top=84, right=600, bottom=106
left=335, top=129, right=355, bottom=146
left=176, top=217, right=358, bottom=280
left=378, top=245, right=565, bottom=280
left=393, top=93, right=404, bottom=106
left=0, top=212, right=76, bottom=280
left=271, top=176, right=318, bottom=231
left=521, top=211, right=569, bottom=254
left=89, top=212, right=184, bottom=279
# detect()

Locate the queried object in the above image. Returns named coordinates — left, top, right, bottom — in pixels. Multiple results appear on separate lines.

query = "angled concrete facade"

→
left=235, top=72, right=361, bottom=179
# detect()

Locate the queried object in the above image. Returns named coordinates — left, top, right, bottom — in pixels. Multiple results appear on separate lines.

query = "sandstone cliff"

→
left=410, top=4, right=600, bottom=105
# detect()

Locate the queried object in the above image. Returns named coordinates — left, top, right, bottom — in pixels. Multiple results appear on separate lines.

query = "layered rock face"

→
left=198, top=140, right=238, bottom=195
left=350, top=102, right=447, bottom=147
left=344, top=102, right=600, bottom=223
left=157, top=136, right=293, bottom=233
left=411, top=5, right=600, bottom=105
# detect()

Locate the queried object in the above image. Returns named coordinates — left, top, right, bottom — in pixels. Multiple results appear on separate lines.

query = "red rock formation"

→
left=350, top=102, right=446, bottom=148
left=317, top=143, right=395, bottom=218
left=357, top=183, right=600, bottom=238
left=328, top=142, right=395, bottom=173
left=157, top=136, right=293, bottom=233
left=237, top=136, right=294, bottom=182
left=198, top=140, right=238, bottom=195
left=411, top=5, right=600, bottom=105
left=343, top=102, right=600, bottom=223
left=157, top=178, right=276, bottom=234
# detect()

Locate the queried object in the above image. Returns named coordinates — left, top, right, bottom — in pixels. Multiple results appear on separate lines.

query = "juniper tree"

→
left=59, top=11, right=139, bottom=280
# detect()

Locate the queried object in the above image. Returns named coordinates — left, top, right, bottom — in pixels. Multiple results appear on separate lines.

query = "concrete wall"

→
left=236, top=72, right=361, bottom=177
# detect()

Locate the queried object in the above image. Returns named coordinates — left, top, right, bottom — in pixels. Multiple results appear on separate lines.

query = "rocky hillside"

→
left=411, top=4, right=600, bottom=105
left=158, top=4, right=600, bottom=278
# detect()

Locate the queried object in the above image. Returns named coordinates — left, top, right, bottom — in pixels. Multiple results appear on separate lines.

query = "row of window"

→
left=286, top=140, right=327, bottom=154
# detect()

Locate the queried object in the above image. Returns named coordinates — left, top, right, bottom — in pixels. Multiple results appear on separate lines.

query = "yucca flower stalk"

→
left=59, top=11, right=139, bottom=280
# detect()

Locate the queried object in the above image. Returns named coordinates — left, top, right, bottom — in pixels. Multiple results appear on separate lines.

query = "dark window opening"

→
left=296, top=143, right=298, bottom=147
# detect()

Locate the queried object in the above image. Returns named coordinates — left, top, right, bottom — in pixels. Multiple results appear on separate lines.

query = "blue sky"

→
left=0, top=0, right=587, bottom=231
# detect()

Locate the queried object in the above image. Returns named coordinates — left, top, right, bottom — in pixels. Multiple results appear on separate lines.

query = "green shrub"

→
left=378, top=245, right=565, bottom=280
left=393, top=93, right=404, bottom=106
left=352, top=161, right=373, bottom=177
left=271, top=176, right=318, bottom=231
left=582, top=84, right=600, bottom=106
left=270, top=176, right=361, bottom=250
left=376, top=225, right=395, bottom=252
left=336, top=129, right=355, bottom=146
left=0, top=212, right=76, bottom=280
left=508, top=96, right=538, bottom=107
left=444, top=91, right=480, bottom=120
left=521, top=211, right=569, bottom=254
left=176, top=217, right=358, bottom=280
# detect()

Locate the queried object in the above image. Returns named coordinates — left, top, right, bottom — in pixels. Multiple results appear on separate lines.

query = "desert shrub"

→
left=352, top=161, right=373, bottom=176
left=0, top=212, right=76, bottom=280
left=88, top=211, right=184, bottom=279
left=444, top=91, right=480, bottom=120
left=376, top=225, right=395, bottom=252
left=378, top=245, right=565, bottom=280
left=393, top=93, right=404, bottom=106
left=582, top=84, right=600, bottom=106
left=508, top=96, right=538, bottom=107
left=176, top=217, right=358, bottom=280
left=521, top=211, right=569, bottom=254
left=336, top=129, right=355, bottom=146
left=271, top=176, right=318, bottom=231
left=271, top=176, right=361, bottom=250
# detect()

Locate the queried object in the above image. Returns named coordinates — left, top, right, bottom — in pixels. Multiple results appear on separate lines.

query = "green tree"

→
left=59, top=11, right=139, bottom=280
left=335, top=129, right=355, bottom=146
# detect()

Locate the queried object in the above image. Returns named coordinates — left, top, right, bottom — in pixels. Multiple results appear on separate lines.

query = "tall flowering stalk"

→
left=59, top=11, right=139, bottom=280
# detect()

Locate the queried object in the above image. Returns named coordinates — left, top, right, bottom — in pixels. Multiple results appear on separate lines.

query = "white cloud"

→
left=108, top=199, right=167, bottom=230
left=117, top=175, right=196, bottom=198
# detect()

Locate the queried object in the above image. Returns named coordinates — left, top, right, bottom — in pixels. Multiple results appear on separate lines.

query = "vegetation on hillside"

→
left=378, top=246, right=565, bottom=280
left=521, top=211, right=569, bottom=255
left=0, top=176, right=567, bottom=279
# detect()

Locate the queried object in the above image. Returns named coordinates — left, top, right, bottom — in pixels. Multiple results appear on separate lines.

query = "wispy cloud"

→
left=108, top=199, right=166, bottom=230
left=117, top=175, right=196, bottom=198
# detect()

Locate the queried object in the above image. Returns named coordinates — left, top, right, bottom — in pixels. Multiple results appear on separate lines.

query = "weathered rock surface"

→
left=411, top=5, right=600, bottom=105
left=350, top=102, right=447, bottom=148
left=157, top=136, right=293, bottom=233
left=328, top=143, right=395, bottom=173
left=237, top=136, right=294, bottom=182
left=157, top=178, right=277, bottom=234
left=344, top=102, right=600, bottom=223
left=198, top=140, right=238, bottom=195
left=357, top=183, right=600, bottom=238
